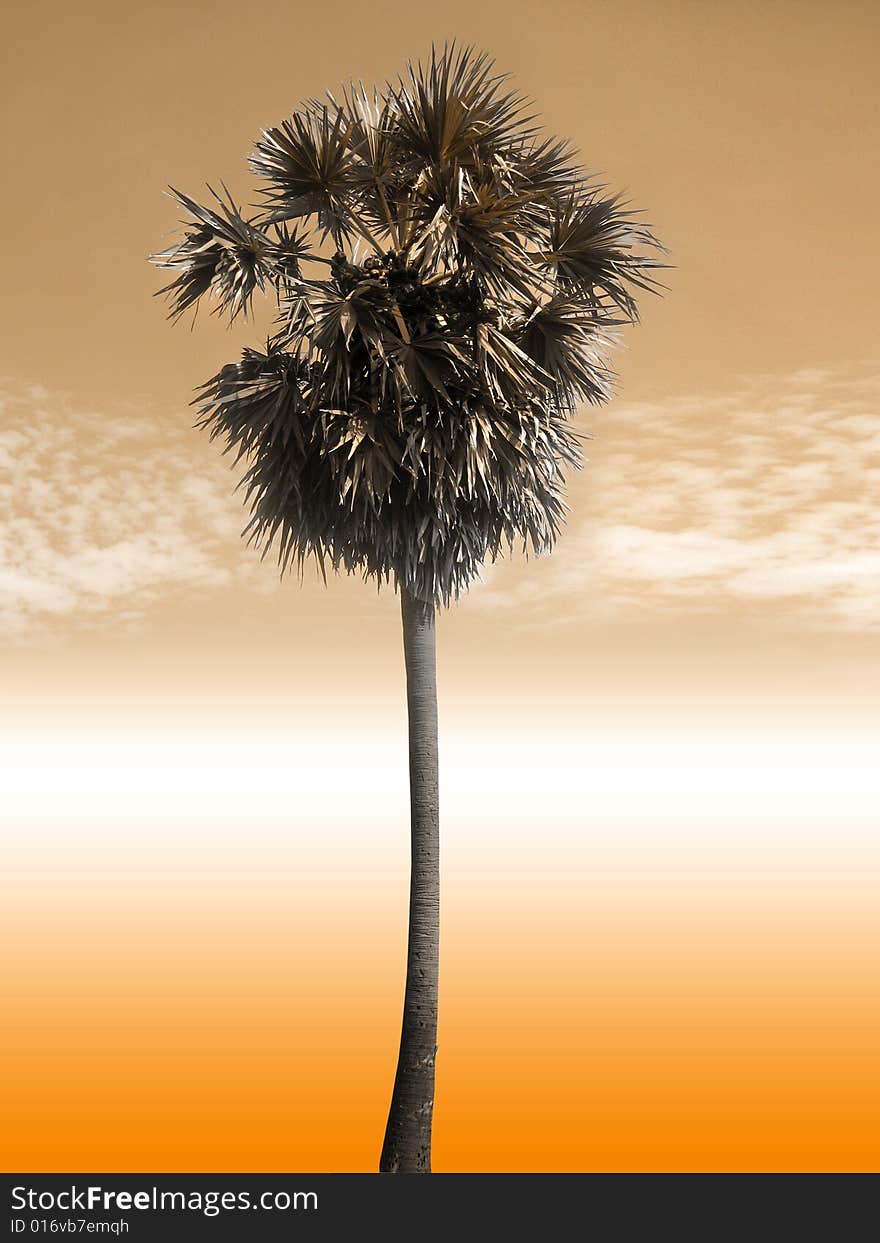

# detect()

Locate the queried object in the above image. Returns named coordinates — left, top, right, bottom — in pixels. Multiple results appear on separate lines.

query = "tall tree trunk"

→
left=379, top=586, right=440, bottom=1174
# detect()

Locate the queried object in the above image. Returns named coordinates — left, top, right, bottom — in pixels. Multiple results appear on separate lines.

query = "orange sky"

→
left=1, top=0, right=879, bottom=1171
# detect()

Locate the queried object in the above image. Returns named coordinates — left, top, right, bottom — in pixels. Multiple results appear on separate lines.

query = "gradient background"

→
left=2, top=0, right=879, bottom=1171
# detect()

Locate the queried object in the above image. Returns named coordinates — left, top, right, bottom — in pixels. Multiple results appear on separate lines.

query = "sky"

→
left=1, top=0, right=879, bottom=1171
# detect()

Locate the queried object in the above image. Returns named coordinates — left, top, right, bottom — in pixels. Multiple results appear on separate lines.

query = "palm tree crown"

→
left=151, top=44, right=662, bottom=604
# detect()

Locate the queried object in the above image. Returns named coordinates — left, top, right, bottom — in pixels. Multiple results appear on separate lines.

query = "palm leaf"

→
left=150, top=44, right=664, bottom=604
left=540, top=192, right=666, bottom=319
left=516, top=295, right=617, bottom=408
left=150, top=186, right=279, bottom=322
left=251, top=105, right=358, bottom=242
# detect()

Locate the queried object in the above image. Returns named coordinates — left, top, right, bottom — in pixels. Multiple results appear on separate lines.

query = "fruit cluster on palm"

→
left=151, top=43, right=661, bottom=1173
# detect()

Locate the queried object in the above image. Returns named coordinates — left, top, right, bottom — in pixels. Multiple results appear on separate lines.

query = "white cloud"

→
left=3, top=364, right=879, bottom=641
left=475, top=362, right=880, bottom=632
left=0, top=380, right=267, bottom=640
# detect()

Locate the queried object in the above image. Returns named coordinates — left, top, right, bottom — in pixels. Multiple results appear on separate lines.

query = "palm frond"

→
left=339, top=83, right=403, bottom=244
left=151, top=44, right=664, bottom=604
left=540, top=192, right=666, bottom=319
left=250, top=105, right=357, bottom=242
left=150, top=186, right=280, bottom=322
left=516, top=295, right=617, bottom=408
left=390, top=42, right=531, bottom=170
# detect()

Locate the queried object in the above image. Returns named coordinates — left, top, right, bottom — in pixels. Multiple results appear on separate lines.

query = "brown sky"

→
left=2, top=0, right=879, bottom=722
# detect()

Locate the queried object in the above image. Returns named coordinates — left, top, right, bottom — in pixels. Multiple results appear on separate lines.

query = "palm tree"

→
left=150, top=43, right=662, bottom=1173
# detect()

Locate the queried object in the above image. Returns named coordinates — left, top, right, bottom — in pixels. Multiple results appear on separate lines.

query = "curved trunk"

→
left=379, top=587, right=440, bottom=1174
